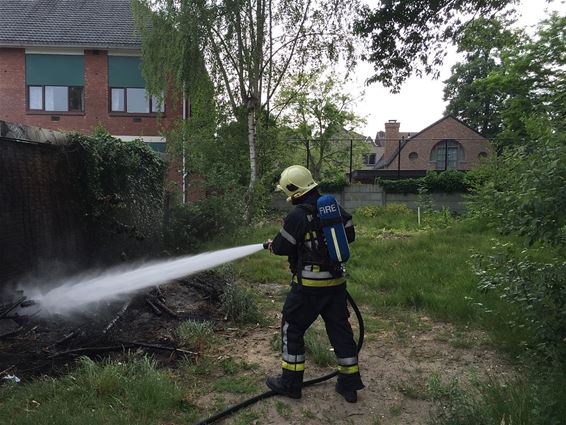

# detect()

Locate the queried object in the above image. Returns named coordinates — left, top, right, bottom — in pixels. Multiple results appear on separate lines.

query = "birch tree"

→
left=133, top=0, right=358, bottom=222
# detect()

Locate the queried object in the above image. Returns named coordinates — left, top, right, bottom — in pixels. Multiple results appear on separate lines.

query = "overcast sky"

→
left=352, top=0, right=566, bottom=138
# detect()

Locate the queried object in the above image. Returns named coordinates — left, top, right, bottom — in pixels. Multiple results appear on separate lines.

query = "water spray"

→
left=24, top=244, right=264, bottom=316
left=13, top=240, right=364, bottom=424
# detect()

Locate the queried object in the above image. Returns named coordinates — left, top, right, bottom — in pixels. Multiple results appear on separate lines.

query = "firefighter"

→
left=265, top=165, right=364, bottom=403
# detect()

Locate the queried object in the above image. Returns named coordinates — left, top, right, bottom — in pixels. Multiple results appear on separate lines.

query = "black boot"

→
left=266, top=375, right=302, bottom=399
left=336, top=382, right=357, bottom=403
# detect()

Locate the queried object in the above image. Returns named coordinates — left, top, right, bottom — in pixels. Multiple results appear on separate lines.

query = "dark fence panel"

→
left=0, top=136, right=89, bottom=286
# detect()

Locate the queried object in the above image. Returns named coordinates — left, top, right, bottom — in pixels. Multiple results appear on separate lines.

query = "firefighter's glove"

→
left=263, top=239, right=273, bottom=251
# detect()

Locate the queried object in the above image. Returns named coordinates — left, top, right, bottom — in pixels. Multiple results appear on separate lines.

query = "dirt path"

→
left=195, top=283, right=513, bottom=425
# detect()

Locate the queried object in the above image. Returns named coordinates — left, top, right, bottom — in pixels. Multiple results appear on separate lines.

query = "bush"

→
left=164, top=194, right=244, bottom=252
left=468, top=125, right=566, bottom=246
left=377, top=170, right=470, bottom=194
left=474, top=245, right=566, bottom=360
left=376, top=177, right=420, bottom=193
left=423, top=170, right=469, bottom=193
left=70, top=129, right=167, bottom=258
left=319, top=174, right=349, bottom=193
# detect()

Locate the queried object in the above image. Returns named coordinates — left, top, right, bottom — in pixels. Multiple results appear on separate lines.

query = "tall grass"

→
left=347, top=215, right=500, bottom=323
left=0, top=357, right=196, bottom=425
left=429, top=369, right=566, bottom=425
left=214, top=209, right=503, bottom=326
left=177, top=319, right=215, bottom=351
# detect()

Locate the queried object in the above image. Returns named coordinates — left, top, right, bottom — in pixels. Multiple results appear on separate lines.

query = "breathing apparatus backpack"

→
left=316, top=195, right=351, bottom=263
left=297, top=194, right=350, bottom=277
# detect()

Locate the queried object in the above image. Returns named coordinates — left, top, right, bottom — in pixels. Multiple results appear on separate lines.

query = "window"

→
left=111, top=88, right=125, bottom=112
left=26, top=54, right=84, bottom=113
left=409, top=152, right=418, bottom=161
left=363, top=153, right=377, bottom=165
left=110, top=88, right=164, bottom=113
left=29, top=86, right=43, bottom=110
left=126, top=88, right=149, bottom=113
left=28, top=85, right=84, bottom=112
left=430, top=140, right=465, bottom=170
left=108, top=56, right=164, bottom=115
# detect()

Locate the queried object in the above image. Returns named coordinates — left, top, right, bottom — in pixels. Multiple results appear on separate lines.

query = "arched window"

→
left=430, top=140, right=465, bottom=170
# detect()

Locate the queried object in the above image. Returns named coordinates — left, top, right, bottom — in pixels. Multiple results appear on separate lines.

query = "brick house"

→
left=354, top=116, right=490, bottom=182
left=0, top=0, right=186, bottom=190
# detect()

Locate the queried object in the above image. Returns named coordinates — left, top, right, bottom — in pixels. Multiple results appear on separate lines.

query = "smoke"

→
left=22, top=244, right=264, bottom=316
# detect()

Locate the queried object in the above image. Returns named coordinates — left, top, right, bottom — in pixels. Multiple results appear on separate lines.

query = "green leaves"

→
left=70, top=131, right=167, bottom=252
left=377, top=170, right=471, bottom=194
left=443, top=17, right=523, bottom=138
left=354, top=0, right=517, bottom=90
left=474, top=244, right=566, bottom=360
left=275, top=70, right=368, bottom=180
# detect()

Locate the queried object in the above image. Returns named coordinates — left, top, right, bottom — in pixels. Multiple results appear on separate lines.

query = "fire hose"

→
left=192, top=290, right=364, bottom=425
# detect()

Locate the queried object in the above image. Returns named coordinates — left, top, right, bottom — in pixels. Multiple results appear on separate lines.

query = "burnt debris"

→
left=0, top=272, right=228, bottom=380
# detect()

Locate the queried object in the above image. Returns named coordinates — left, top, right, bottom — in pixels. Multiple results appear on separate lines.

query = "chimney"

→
left=384, top=120, right=401, bottom=159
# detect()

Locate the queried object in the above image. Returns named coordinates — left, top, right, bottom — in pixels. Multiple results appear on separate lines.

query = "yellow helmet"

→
left=276, top=165, right=318, bottom=202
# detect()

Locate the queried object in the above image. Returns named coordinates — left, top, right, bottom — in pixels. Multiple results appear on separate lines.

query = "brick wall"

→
left=0, top=48, right=185, bottom=193
left=0, top=49, right=182, bottom=136
left=0, top=48, right=26, bottom=121
left=0, top=137, right=89, bottom=286
left=383, top=117, right=490, bottom=171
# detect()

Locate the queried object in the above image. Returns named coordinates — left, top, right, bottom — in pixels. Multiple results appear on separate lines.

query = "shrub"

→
left=319, top=174, right=349, bottom=193
left=377, top=170, right=470, bottom=194
left=70, top=129, right=166, bottom=259
left=376, top=177, right=420, bottom=193
left=164, top=194, right=244, bottom=252
left=423, top=170, right=469, bottom=193
left=474, top=244, right=566, bottom=360
left=468, top=126, right=566, bottom=246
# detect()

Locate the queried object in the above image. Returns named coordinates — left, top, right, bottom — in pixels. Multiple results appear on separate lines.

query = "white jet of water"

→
left=31, top=244, right=264, bottom=316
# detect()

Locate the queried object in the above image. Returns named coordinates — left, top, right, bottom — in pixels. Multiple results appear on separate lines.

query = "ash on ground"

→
left=0, top=271, right=229, bottom=379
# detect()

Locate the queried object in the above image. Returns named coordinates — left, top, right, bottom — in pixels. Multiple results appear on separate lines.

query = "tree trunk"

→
left=244, top=96, right=258, bottom=224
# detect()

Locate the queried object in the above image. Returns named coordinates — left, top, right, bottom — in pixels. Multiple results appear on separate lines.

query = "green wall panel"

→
left=26, top=54, right=85, bottom=86
left=147, top=142, right=166, bottom=153
left=108, top=56, right=145, bottom=87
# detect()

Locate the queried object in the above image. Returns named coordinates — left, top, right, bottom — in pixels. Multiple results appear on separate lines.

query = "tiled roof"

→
left=0, top=0, right=141, bottom=49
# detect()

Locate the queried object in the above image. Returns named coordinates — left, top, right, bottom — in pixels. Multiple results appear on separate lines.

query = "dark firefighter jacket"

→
left=271, top=190, right=354, bottom=288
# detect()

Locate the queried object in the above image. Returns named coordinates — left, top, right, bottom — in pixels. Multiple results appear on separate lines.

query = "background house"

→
left=354, top=116, right=490, bottom=183
left=0, top=0, right=186, bottom=187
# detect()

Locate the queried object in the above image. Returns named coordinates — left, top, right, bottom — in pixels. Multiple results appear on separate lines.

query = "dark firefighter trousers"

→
left=280, top=283, right=364, bottom=391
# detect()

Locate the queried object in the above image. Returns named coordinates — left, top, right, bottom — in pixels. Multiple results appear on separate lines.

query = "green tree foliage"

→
left=469, top=118, right=566, bottom=246
left=71, top=128, right=167, bottom=256
left=443, top=13, right=565, bottom=149
left=494, top=13, right=566, bottom=143
left=134, top=0, right=358, bottom=222
left=443, top=17, right=522, bottom=139
left=461, top=17, right=566, bottom=406
left=275, top=71, right=368, bottom=181
left=353, top=0, right=516, bottom=90
left=377, top=170, right=471, bottom=194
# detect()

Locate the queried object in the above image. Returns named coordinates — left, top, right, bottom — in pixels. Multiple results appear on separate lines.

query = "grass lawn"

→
left=0, top=207, right=523, bottom=425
